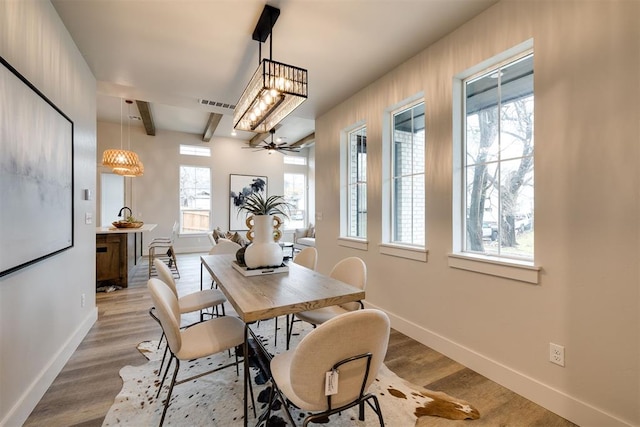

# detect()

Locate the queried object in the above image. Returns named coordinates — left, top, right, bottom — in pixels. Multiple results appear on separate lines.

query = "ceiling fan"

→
left=244, top=129, right=300, bottom=154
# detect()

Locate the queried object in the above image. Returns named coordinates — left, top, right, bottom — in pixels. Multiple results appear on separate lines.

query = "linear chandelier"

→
left=233, top=5, right=308, bottom=133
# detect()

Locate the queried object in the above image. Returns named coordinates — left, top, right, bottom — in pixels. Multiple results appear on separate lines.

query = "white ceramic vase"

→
left=243, top=214, right=283, bottom=268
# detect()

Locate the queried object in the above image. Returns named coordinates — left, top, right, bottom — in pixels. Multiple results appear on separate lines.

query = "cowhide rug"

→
left=103, top=319, right=479, bottom=426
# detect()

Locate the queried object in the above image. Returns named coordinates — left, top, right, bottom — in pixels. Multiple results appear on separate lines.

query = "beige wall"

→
left=0, top=1, right=98, bottom=425
left=315, top=1, right=639, bottom=425
left=96, top=121, right=312, bottom=254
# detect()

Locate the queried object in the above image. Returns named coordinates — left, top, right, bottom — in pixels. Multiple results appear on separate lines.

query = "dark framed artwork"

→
left=0, top=56, right=74, bottom=277
left=229, top=174, right=267, bottom=231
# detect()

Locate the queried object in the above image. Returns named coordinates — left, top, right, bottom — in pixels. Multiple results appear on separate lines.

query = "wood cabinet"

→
left=96, top=233, right=128, bottom=288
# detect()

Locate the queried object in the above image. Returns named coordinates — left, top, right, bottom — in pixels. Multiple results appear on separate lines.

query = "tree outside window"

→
left=464, top=53, right=534, bottom=260
left=179, top=166, right=211, bottom=233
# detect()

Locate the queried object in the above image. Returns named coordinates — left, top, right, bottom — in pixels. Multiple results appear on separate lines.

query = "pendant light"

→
left=102, top=99, right=143, bottom=177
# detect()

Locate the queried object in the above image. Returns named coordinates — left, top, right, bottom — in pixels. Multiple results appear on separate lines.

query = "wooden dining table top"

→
left=200, top=254, right=365, bottom=323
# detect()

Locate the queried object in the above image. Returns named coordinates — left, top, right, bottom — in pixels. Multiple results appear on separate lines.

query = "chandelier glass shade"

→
left=233, top=59, right=308, bottom=133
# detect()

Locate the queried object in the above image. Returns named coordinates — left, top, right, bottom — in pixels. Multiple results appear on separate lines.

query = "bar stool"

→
left=148, top=221, right=180, bottom=279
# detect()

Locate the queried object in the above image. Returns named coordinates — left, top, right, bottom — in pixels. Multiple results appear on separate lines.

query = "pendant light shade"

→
left=102, top=99, right=143, bottom=177
left=102, top=148, right=140, bottom=171
left=113, top=160, right=144, bottom=177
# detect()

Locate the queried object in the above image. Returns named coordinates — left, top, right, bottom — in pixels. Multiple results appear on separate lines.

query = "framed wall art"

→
left=0, top=56, right=74, bottom=277
left=229, top=174, right=267, bottom=231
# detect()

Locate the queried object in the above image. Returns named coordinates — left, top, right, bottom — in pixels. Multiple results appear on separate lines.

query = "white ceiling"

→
left=52, top=0, right=497, bottom=144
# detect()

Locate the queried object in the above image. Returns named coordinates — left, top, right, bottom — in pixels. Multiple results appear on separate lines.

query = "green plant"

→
left=237, top=192, right=292, bottom=219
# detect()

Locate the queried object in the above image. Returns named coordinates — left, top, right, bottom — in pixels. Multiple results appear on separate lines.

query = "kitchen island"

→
left=96, top=223, right=157, bottom=288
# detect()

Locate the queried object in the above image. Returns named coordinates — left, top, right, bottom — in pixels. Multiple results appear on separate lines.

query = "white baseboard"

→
left=365, top=302, right=633, bottom=427
left=1, top=307, right=98, bottom=427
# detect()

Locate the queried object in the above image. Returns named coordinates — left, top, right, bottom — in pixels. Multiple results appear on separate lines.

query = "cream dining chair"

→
left=207, top=238, right=242, bottom=289
left=154, top=258, right=227, bottom=321
left=264, top=247, right=318, bottom=349
left=266, top=309, right=390, bottom=426
left=287, top=256, right=366, bottom=348
left=153, top=258, right=228, bottom=373
left=147, top=278, right=252, bottom=426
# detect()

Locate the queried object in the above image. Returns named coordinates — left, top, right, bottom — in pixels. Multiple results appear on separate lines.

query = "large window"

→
left=346, top=125, right=367, bottom=238
left=462, top=52, right=534, bottom=260
left=391, top=102, right=425, bottom=246
left=179, top=166, right=211, bottom=233
left=283, top=172, right=306, bottom=230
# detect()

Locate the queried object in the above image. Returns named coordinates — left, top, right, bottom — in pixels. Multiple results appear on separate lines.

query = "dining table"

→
left=199, top=254, right=366, bottom=427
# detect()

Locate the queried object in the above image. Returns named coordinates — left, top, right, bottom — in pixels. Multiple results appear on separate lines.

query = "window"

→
left=346, top=125, right=367, bottom=238
left=283, top=156, right=306, bottom=166
left=180, top=144, right=211, bottom=157
left=179, top=166, right=211, bottom=233
left=462, top=52, right=534, bottom=261
left=283, top=173, right=306, bottom=230
left=391, top=102, right=425, bottom=246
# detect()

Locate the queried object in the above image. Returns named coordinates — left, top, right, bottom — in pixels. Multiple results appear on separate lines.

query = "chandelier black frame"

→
left=233, top=5, right=308, bottom=133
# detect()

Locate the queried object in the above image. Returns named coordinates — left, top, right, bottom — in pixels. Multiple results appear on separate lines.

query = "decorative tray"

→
left=231, top=261, right=289, bottom=276
left=112, top=221, right=144, bottom=229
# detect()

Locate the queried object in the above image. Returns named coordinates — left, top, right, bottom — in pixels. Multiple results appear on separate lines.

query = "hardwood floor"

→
left=24, top=254, right=576, bottom=426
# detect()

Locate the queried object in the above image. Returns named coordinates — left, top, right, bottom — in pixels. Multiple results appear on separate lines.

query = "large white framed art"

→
left=0, top=56, right=74, bottom=277
left=229, top=174, right=267, bottom=231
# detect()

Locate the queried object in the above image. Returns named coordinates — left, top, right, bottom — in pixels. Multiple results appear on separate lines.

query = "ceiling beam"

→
left=135, top=100, right=155, bottom=136
left=202, top=113, right=223, bottom=142
left=290, top=132, right=315, bottom=148
left=249, top=123, right=282, bottom=147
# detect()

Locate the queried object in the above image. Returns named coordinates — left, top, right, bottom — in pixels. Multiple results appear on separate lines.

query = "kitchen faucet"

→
left=118, top=206, right=132, bottom=218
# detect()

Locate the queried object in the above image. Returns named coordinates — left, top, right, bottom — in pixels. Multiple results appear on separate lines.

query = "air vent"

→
left=198, top=99, right=236, bottom=110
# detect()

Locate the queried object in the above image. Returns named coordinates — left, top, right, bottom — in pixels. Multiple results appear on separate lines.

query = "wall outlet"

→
left=85, top=212, right=93, bottom=224
left=81, top=293, right=86, bottom=308
left=549, top=343, right=565, bottom=367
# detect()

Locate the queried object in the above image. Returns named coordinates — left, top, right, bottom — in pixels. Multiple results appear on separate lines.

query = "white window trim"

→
left=337, top=237, right=369, bottom=251
left=379, top=242, right=428, bottom=262
left=340, top=121, right=367, bottom=239
left=381, top=95, right=426, bottom=260
left=448, top=252, right=540, bottom=284
left=451, top=39, right=538, bottom=282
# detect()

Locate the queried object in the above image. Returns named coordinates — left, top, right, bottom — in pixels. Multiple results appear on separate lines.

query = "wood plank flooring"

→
left=24, top=254, right=577, bottom=426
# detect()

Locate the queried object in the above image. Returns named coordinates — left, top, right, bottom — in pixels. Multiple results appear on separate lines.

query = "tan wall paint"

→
left=315, top=1, right=639, bottom=425
left=0, top=1, right=98, bottom=424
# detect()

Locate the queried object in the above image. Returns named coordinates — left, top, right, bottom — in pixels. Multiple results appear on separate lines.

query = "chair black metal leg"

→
left=159, top=358, right=180, bottom=426
left=274, top=316, right=278, bottom=346
left=156, top=355, right=173, bottom=398
left=158, top=344, right=169, bottom=377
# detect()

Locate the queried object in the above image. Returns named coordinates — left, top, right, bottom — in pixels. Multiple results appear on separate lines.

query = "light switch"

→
left=85, top=212, right=93, bottom=224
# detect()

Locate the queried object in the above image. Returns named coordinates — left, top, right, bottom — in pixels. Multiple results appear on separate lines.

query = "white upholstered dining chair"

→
left=154, top=258, right=227, bottom=321
left=147, top=278, right=251, bottom=426
left=268, top=247, right=318, bottom=348
left=287, top=256, right=366, bottom=348
left=208, top=238, right=242, bottom=254
left=266, top=309, right=390, bottom=426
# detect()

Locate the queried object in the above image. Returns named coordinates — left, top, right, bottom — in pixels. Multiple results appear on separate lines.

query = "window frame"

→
left=390, top=100, right=426, bottom=246
left=450, top=40, right=540, bottom=283
left=345, top=124, right=367, bottom=239
left=283, top=171, right=307, bottom=231
left=380, top=95, right=428, bottom=262
left=178, top=165, right=211, bottom=235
